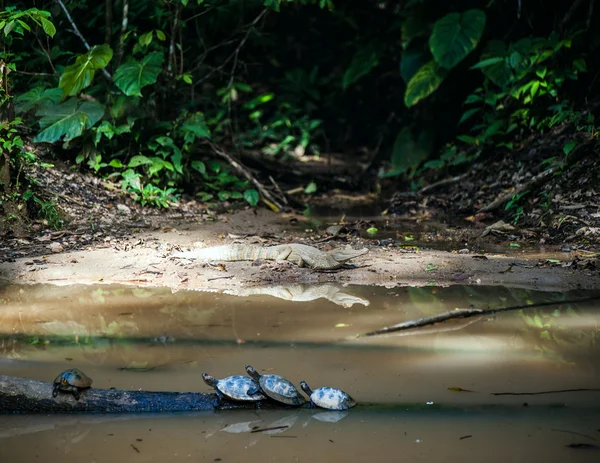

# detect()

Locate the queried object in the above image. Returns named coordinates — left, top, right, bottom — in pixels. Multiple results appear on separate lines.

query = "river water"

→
left=1, top=282, right=599, bottom=462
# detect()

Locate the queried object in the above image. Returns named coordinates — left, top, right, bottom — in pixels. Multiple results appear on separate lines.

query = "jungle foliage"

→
left=1, top=0, right=599, bottom=228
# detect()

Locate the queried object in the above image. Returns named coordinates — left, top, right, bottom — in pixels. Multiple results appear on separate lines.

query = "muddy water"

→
left=1, top=282, right=599, bottom=462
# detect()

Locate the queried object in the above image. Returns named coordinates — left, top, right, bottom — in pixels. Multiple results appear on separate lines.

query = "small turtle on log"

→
left=299, top=380, right=356, bottom=410
left=202, top=372, right=266, bottom=403
left=245, top=365, right=306, bottom=406
left=52, top=368, right=93, bottom=401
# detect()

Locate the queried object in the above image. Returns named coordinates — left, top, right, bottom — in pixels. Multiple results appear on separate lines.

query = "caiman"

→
left=171, top=243, right=368, bottom=270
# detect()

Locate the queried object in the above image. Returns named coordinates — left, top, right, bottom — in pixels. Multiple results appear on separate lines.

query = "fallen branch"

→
left=207, top=141, right=285, bottom=211
left=362, top=296, right=600, bottom=337
left=0, top=374, right=281, bottom=414
left=419, top=173, right=469, bottom=194
left=479, top=167, right=556, bottom=213
left=479, top=139, right=594, bottom=213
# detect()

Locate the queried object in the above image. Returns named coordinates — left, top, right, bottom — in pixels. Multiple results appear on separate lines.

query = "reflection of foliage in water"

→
left=405, top=285, right=599, bottom=372
left=406, top=285, right=557, bottom=316
left=0, top=283, right=217, bottom=370
left=519, top=303, right=599, bottom=371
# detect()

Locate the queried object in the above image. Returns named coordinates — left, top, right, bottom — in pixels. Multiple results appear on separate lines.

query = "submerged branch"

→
left=363, top=308, right=483, bottom=337
left=491, top=388, right=600, bottom=396
left=0, top=375, right=280, bottom=414
left=363, top=296, right=600, bottom=337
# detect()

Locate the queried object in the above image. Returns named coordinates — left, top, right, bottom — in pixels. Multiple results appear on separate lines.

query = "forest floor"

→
left=1, top=158, right=599, bottom=292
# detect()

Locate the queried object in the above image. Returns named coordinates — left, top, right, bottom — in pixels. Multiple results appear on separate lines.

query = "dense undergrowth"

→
left=1, top=0, right=599, bottom=234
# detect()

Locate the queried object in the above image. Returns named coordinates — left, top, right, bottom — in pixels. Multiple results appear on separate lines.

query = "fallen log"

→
left=0, top=375, right=282, bottom=413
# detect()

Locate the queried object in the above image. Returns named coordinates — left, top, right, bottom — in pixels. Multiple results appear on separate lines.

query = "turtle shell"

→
left=52, top=368, right=93, bottom=400
left=53, top=368, right=93, bottom=388
left=300, top=381, right=356, bottom=410
left=203, top=374, right=265, bottom=402
left=246, top=365, right=305, bottom=406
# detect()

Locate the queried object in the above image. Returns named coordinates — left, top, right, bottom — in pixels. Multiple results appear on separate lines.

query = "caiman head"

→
left=327, top=247, right=368, bottom=264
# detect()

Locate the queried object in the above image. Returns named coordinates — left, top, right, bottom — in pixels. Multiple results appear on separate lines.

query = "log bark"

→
left=0, top=375, right=281, bottom=414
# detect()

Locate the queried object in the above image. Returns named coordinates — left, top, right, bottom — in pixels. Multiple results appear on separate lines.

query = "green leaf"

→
left=389, top=127, right=429, bottom=174
left=17, top=19, right=31, bottom=33
left=401, top=13, right=427, bottom=50
left=243, top=93, right=274, bottom=109
left=59, top=44, right=113, bottom=96
left=148, top=157, right=171, bottom=176
left=430, top=9, right=486, bottom=69
left=218, top=190, right=231, bottom=201
left=563, top=141, right=577, bottom=155
left=180, top=112, right=210, bottom=141
left=39, top=17, right=56, bottom=37
left=400, top=49, right=427, bottom=84
left=206, top=160, right=221, bottom=174
left=191, top=160, right=207, bottom=175
left=139, top=31, right=153, bottom=46
left=15, top=87, right=63, bottom=113
left=304, top=181, right=317, bottom=194
left=128, top=155, right=153, bottom=167
left=171, top=151, right=183, bottom=174
left=459, top=107, right=480, bottom=125
left=114, top=52, right=164, bottom=97
left=404, top=60, right=447, bottom=107
left=423, top=159, right=445, bottom=170
left=34, top=99, right=104, bottom=143
left=156, top=30, right=166, bottom=41
left=243, top=189, right=259, bottom=206
left=196, top=192, right=213, bottom=201
left=366, top=227, right=378, bottom=235
left=483, top=120, right=505, bottom=138
left=457, top=134, right=478, bottom=145
left=343, top=42, right=380, bottom=89
left=573, top=58, right=586, bottom=72
left=470, top=57, right=505, bottom=70
left=536, top=66, right=547, bottom=79
left=465, top=93, right=483, bottom=104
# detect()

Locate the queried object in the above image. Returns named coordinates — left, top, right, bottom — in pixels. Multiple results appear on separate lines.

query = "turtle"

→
left=299, top=380, right=356, bottom=410
left=52, top=368, right=93, bottom=401
left=202, top=373, right=266, bottom=403
left=245, top=365, right=306, bottom=406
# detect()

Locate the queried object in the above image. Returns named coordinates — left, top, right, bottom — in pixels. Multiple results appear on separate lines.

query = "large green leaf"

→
left=15, top=87, right=63, bottom=113
left=400, top=49, right=427, bottom=84
left=34, top=99, right=105, bottom=143
left=382, top=127, right=432, bottom=177
left=114, top=52, right=164, bottom=97
left=342, top=43, right=380, bottom=89
left=429, top=9, right=486, bottom=69
left=404, top=61, right=447, bottom=107
left=59, top=44, right=113, bottom=96
left=476, top=40, right=512, bottom=88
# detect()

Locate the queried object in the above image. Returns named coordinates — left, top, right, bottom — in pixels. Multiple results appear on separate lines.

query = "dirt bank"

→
left=2, top=209, right=598, bottom=292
